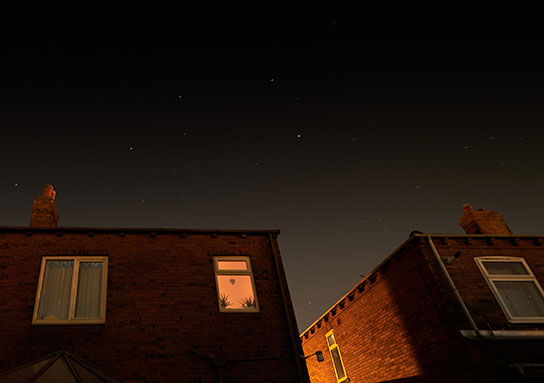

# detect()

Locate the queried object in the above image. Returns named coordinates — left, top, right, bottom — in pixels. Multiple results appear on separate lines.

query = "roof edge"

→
left=415, top=233, right=544, bottom=238
left=300, top=234, right=419, bottom=337
left=299, top=232, right=544, bottom=338
left=0, top=226, right=280, bottom=235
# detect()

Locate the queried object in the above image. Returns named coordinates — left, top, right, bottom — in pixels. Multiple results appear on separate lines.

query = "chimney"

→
left=459, top=203, right=511, bottom=235
left=29, top=184, right=59, bottom=228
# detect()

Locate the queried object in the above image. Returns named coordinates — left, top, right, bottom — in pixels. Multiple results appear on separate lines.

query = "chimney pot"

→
left=43, top=184, right=56, bottom=200
left=29, top=184, right=59, bottom=228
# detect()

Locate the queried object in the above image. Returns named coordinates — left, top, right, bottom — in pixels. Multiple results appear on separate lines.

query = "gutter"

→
left=0, top=226, right=280, bottom=236
left=426, top=235, right=481, bottom=335
left=460, top=330, right=544, bottom=340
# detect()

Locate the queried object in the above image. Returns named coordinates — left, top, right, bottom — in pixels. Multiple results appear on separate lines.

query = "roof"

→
left=0, top=226, right=280, bottom=236
left=300, top=233, right=544, bottom=338
left=0, top=351, right=124, bottom=383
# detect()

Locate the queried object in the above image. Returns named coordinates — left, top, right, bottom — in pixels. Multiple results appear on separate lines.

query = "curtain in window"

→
left=74, top=262, right=103, bottom=318
left=37, top=261, right=74, bottom=320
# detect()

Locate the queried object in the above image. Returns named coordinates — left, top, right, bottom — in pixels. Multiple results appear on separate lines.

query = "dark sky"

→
left=2, top=9, right=544, bottom=331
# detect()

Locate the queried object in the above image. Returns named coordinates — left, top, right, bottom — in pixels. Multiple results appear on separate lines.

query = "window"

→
left=326, top=330, right=347, bottom=382
left=214, top=256, right=259, bottom=312
left=32, top=256, right=108, bottom=324
left=476, top=257, right=544, bottom=323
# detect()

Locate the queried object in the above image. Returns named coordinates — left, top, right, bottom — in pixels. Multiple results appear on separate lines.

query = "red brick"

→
left=0, top=228, right=309, bottom=383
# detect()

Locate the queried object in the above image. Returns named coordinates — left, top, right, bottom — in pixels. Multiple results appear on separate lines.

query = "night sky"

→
left=2, top=9, right=544, bottom=331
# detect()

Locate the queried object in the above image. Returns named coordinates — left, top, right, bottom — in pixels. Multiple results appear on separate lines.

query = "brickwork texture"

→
left=301, top=235, right=544, bottom=382
left=0, top=229, right=307, bottom=383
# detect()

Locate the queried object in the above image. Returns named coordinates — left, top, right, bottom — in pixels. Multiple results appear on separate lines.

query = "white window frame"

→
left=32, top=256, right=108, bottom=325
left=326, top=329, right=347, bottom=383
left=213, top=256, right=259, bottom=313
left=475, top=256, right=544, bottom=323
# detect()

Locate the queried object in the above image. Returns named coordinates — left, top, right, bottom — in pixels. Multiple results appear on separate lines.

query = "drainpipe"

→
left=426, top=235, right=481, bottom=335
left=268, top=233, right=309, bottom=383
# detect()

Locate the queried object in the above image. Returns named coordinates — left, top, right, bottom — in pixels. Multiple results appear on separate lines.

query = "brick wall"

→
left=422, top=235, right=544, bottom=382
left=431, top=236, right=544, bottom=332
left=301, top=239, right=483, bottom=383
left=0, top=229, right=306, bottom=383
left=301, top=235, right=544, bottom=383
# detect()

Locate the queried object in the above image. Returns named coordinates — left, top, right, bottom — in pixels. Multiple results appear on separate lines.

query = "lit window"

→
left=32, top=256, right=108, bottom=324
left=476, top=257, right=544, bottom=322
left=214, top=256, right=259, bottom=312
left=326, top=330, right=347, bottom=382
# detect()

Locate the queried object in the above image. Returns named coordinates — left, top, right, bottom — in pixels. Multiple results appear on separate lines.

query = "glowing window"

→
left=32, top=256, right=108, bottom=324
left=214, top=256, right=259, bottom=312
left=326, top=330, right=347, bottom=382
left=217, top=260, right=248, bottom=271
left=476, top=257, right=544, bottom=323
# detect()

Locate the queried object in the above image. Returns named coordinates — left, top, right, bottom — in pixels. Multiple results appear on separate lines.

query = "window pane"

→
left=494, top=281, right=544, bottom=317
left=330, top=347, right=346, bottom=380
left=217, top=260, right=248, bottom=271
left=39, top=357, right=76, bottom=382
left=327, top=334, right=336, bottom=347
left=483, top=261, right=528, bottom=275
left=217, top=275, right=256, bottom=309
left=37, top=261, right=74, bottom=320
left=75, top=262, right=103, bottom=318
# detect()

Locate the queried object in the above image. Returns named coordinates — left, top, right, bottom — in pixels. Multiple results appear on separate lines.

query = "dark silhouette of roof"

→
left=0, top=351, right=124, bottom=383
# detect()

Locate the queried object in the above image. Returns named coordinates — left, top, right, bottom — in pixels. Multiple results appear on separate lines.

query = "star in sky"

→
left=3, top=20, right=543, bottom=335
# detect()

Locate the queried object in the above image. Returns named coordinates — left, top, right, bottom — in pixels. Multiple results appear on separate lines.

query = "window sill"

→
left=461, top=329, right=544, bottom=339
left=506, top=318, right=544, bottom=324
left=31, top=319, right=106, bottom=325
left=218, top=308, right=260, bottom=313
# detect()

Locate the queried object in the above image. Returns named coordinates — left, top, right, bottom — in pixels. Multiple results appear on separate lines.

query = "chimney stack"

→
left=29, top=184, right=59, bottom=228
left=459, top=203, right=511, bottom=235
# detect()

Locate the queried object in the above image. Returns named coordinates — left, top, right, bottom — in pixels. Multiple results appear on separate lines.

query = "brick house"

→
left=0, top=185, right=310, bottom=383
left=301, top=204, right=544, bottom=383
